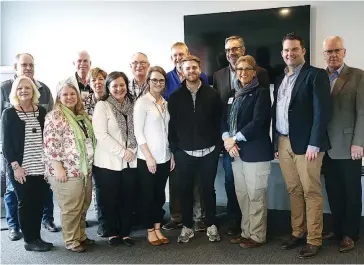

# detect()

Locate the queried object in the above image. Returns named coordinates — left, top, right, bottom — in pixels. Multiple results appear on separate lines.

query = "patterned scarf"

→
left=60, top=105, right=96, bottom=176
left=106, top=95, right=137, bottom=149
left=228, top=77, right=260, bottom=136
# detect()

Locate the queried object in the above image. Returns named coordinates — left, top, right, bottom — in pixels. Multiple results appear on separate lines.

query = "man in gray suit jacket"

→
left=212, top=36, right=270, bottom=236
left=322, top=36, right=364, bottom=253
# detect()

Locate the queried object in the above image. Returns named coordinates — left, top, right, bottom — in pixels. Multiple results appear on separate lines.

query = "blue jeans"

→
left=4, top=176, right=54, bottom=229
left=223, top=151, right=241, bottom=225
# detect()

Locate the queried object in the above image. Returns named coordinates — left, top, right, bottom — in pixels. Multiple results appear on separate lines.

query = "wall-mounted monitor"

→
left=184, top=5, right=311, bottom=85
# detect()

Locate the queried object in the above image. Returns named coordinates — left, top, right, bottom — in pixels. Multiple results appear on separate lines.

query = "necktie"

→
left=329, top=71, right=339, bottom=93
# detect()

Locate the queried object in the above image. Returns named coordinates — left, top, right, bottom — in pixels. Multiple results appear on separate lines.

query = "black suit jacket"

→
left=221, top=85, right=273, bottom=162
left=271, top=62, right=332, bottom=154
left=213, top=65, right=270, bottom=104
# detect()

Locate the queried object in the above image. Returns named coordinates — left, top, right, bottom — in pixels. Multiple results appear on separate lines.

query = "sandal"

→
left=155, top=228, right=169, bottom=244
left=147, top=229, right=161, bottom=246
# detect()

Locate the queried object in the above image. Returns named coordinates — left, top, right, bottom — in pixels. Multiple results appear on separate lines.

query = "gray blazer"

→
left=213, top=65, right=270, bottom=104
left=327, top=64, right=364, bottom=159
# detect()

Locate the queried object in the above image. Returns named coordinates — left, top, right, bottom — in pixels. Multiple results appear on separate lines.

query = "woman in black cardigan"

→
left=1, top=76, right=52, bottom=252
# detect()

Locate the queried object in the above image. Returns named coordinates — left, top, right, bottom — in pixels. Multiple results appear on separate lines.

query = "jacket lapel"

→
left=289, top=63, right=310, bottom=107
left=331, top=64, right=349, bottom=96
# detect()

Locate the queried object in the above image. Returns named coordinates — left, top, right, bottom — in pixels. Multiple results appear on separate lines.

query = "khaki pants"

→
left=231, top=157, right=271, bottom=243
left=48, top=176, right=92, bottom=249
left=278, top=136, right=324, bottom=246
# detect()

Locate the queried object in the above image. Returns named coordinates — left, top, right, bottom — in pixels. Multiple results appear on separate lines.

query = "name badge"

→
left=227, top=97, right=234, bottom=104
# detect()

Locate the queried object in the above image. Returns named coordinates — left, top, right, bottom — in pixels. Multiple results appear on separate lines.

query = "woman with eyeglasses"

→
left=92, top=72, right=137, bottom=247
left=134, top=66, right=175, bottom=246
left=221, top=55, right=273, bottom=249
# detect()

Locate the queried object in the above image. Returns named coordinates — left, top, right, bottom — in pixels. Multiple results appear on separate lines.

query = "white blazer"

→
left=92, top=101, right=137, bottom=171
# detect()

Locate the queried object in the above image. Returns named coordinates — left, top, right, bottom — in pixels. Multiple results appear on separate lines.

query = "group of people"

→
left=0, top=32, right=363, bottom=260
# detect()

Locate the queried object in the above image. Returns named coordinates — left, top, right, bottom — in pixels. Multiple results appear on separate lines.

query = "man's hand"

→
left=351, top=145, right=364, bottom=160
left=305, top=149, right=318, bottom=161
left=224, top=137, right=236, bottom=151
left=274, top=152, right=279, bottom=159
left=228, top=145, right=240, bottom=158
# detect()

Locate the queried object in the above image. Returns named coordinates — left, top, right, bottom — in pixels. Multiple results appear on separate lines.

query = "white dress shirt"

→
left=134, top=93, right=171, bottom=163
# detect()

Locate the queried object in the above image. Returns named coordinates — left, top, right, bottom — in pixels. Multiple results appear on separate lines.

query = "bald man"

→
left=129, top=52, right=150, bottom=99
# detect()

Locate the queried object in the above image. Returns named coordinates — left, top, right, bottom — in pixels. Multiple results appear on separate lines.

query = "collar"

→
left=75, top=72, right=87, bottom=85
left=186, top=80, right=202, bottom=94
left=132, top=77, right=147, bottom=87
left=327, top=63, right=345, bottom=75
left=284, top=61, right=305, bottom=76
left=229, top=64, right=235, bottom=74
left=146, top=92, right=166, bottom=104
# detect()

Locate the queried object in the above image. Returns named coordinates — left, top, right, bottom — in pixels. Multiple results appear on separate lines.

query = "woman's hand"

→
left=124, top=149, right=135, bottom=162
left=170, top=154, right=176, bottom=172
left=146, top=156, right=157, bottom=174
left=54, top=164, right=68, bottom=183
left=224, top=137, right=236, bottom=151
left=14, top=167, right=27, bottom=184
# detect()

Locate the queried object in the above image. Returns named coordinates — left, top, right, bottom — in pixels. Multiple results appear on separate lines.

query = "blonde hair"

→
left=54, top=80, right=86, bottom=115
left=86, top=67, right=107, bottom=83
left=235, top=55, right=257, bottom=70
left=180, top=55, right=201, bottom=68
left=9, top=76, right=40, bottom=106
left=171, top=42, right=189, bottom=52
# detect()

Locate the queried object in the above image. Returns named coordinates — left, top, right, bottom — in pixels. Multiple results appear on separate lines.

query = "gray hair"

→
left=323, top=36, right=345, bottom=48
left=225, top=36, right=245, bottom=48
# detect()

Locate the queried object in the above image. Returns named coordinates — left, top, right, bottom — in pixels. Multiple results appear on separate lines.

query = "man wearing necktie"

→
left=321, top=36, right=364, bottom=253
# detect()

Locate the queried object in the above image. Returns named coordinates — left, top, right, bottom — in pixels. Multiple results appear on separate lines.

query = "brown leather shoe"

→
left=339, top=236, right=355, bottom=253
left=281, top=235, right=306, bottom=250
left=68, top=245, right=86, bottom=253
left=322, top=231, right=336, bottom=240
left=230, top=236, right=248, bottom=244
left=239, top=238, right=264, bottom=249
left=81, top=238, right=96, bottom=246
left=298, top=244, right=321, bottom=259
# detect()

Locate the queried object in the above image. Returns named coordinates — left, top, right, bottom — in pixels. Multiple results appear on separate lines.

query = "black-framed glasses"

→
left=150, top=79, right=165, bottom=85
left=131, top=61, right=148, bottom=67
left=236, top=67, right=254, bottom=72
left=324, top=48, right=344, bottom=55
left=225, top=46, right=242, bottom=54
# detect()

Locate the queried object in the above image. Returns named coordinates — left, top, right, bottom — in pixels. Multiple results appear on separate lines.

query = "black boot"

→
left=24, top=240, right=51, bottom=252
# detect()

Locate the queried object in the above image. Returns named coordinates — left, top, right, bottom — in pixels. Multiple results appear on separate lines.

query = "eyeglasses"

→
left=225, top=46, right=242, bottom=54
left=324, top=48, right=344, bottom=55
left=150, top=79, right=165, bottom=85
left=236, top=67, right=254, bottom=72
left=131, top=61, right=148, bottom=67
left=19, top=63, right=34, bottom=68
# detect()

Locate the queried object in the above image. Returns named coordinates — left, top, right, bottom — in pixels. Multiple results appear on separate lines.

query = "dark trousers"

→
left=92, top=173, right=104, bottom=224
left=223, top=151, right=242, bottom=225
left=93, top=166, right=136, bottom=237
left=8, top=168, right=48, bottom=243
left=175, top=147, right=219, bottom=228
left=137, top=159, right=170, bottom=229
left=323, top=154, right=362, bottom=240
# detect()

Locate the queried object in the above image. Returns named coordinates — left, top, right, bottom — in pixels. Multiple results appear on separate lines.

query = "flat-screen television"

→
left=184, top=5, right=311, bottom=85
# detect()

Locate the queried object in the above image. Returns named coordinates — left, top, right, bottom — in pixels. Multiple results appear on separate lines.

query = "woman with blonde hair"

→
left=1, top=76, right=51, bottom=251
left=43, top=80, right=96, bottom=253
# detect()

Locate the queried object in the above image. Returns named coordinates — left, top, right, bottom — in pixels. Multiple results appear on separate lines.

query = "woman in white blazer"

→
left=134, top=66, right=175, bottom=246
left=92, top=71, right=137, bottom=247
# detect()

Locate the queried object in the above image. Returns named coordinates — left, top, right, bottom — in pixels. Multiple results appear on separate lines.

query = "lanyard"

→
left=77, top=120, right=89, bottom=138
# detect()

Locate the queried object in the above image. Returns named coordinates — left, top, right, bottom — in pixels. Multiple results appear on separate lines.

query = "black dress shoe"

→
left=298, top=244, right=321, bottom=259
left=25, top=240, right=51, bottom=252
left=225, top=226, right=241, bottom=236
left=37, top=238, right=54, bottom=247
left=108, top=237, right=122, bottom=246
left=281, top=235, right=306, bottom=250
left=8, top=228, right=22, bottom=241
left=43, top=221, right=59, bottom=232
left=122, top=238, right=135, bottom=247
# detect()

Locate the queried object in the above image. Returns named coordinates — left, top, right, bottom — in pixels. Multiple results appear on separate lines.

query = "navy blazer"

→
left=222, top=85, right=273, bottom=162
left=271, top=62, right=332, bottom=155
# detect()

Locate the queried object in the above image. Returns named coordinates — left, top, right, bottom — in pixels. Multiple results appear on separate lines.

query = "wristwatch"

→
left=232, top=136, right=237, bottom=142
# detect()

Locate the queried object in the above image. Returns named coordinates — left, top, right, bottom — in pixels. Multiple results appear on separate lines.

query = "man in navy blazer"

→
left=213, top=35, right=270, bottom=236
left=271, top=33, right=331, bottom=259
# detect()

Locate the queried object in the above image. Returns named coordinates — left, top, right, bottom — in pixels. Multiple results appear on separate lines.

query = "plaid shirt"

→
left=129, top=78, right=148, bottom=100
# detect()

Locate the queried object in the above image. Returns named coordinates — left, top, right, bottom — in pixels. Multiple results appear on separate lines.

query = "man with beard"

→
left=0, top=53, right=58, bottom=241
left=168, top=55, right=222, bottom=243
left=213, top=36, right=270, bottom=236
left=162, top=42, right=208, bottom=233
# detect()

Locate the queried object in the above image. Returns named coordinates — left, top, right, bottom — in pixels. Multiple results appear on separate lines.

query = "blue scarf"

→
left=228, top=77, right=259, bottom=136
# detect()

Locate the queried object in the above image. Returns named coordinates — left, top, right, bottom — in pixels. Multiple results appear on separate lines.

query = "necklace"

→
left=19, top=105, right=38, bottom=133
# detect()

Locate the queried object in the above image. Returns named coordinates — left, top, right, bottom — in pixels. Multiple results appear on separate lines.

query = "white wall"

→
left=1, top=1, right=364, bottom=93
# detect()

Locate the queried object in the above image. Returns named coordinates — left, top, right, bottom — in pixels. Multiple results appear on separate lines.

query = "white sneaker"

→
left=177, top=226, right=194, bottom=243
left=206, top=225, right=220, bottom=242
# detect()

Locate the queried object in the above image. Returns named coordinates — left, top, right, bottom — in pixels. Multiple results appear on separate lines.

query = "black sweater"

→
left=1, top=106, right=46, bottom=166
left=168, top=80, right=222, bottom=153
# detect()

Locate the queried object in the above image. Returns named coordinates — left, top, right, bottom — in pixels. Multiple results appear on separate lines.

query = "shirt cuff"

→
left=307, top=145, right=320, bottom=152
left=236, top=132, right=247, bottom=142
left=222, top=132, right=230, bottom=140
